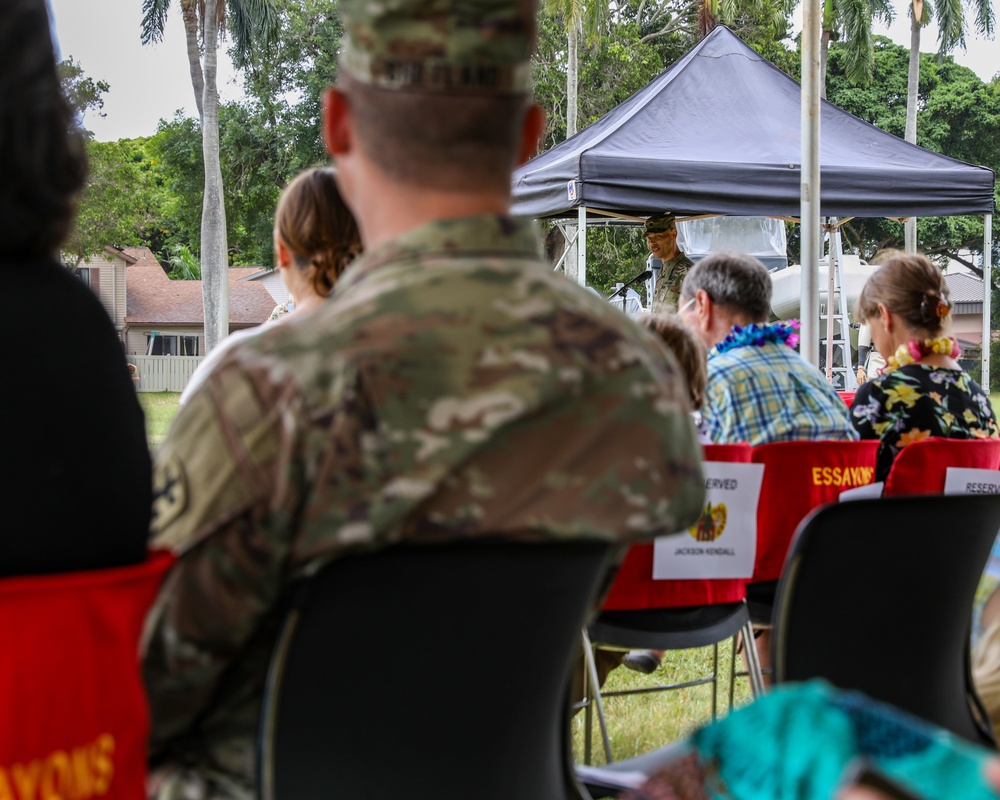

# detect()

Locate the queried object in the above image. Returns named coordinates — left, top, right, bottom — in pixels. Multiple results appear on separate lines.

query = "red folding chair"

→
left=883, top=437, right=1000, bottom=496
left=0, top=550, right=175, bottom=799
left=581, top=443, right=762, bottom=764
left=747, top=440, right=879, bottom=622
left=836, top=391, right=856, bottom=407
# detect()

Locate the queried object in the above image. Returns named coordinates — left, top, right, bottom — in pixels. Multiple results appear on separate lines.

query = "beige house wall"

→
left=76, top=253, right=128, bottom=334
left=952, top=312, right=983, bottom=345
left=249, top=270, right=290, bottom=306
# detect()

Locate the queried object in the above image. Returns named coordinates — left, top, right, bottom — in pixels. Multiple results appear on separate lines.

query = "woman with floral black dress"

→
left=850, top=250, right=998, bottom=482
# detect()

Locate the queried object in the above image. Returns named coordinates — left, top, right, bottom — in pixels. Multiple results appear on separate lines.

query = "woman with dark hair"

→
left=0, top=0, right=151, bottom=574
left=850, top=250, right=998, bottom=481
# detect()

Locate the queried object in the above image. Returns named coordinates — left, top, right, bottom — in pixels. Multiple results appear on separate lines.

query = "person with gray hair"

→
left=678, top=251, right=856, bottom=446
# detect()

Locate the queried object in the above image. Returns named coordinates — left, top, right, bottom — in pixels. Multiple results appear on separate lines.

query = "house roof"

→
left=945, top=272, right=984, bottom=316
left=945, top=272, right=983, bottom=303
left=230, top=266, right=269, bottom=280
left=125, top=265, right=276, bottom=326
left=121, top=246, right=160, bottom=267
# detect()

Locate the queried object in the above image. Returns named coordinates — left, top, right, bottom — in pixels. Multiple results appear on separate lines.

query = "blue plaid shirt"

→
left=704, top=341, right=858, bottom=446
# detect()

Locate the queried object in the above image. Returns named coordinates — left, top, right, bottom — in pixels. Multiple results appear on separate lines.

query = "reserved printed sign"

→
left=653, top=461, right=764, bottom=580
left=944, top=467, right=1000, bottom=495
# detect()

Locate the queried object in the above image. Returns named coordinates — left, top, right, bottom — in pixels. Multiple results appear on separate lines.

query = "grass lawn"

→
left=138, top=392, right=182, bottom=449
left=573, top=642, right=753, bottom=765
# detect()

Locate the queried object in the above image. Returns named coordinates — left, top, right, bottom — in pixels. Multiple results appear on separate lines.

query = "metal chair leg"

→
left=740, top=620, right=766, bottom=698
left=581, top=635, right=593, bottom=766
left=728, top=632, right=738, bottom=712
left=581, top=629, right=613, bottom=764
left=710, top=642, right=719, bottom=721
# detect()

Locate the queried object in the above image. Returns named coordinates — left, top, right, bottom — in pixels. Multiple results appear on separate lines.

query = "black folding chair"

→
left=258, top=539, right=614, bottom=800
left=772, top=494, right=1000, bottom=748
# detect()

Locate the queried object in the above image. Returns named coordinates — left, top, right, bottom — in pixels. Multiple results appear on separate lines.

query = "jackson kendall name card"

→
left=653, top=461, right=764, bottom=580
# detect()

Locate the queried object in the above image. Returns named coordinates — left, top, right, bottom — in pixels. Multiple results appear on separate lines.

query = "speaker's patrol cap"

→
left=338, top=0, right=538, bottom=94
left=644, top=212, right=678, bottom=234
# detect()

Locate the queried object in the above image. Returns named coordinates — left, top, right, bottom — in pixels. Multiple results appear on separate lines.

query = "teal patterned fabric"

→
left=690, top=681, right=994, bottom=800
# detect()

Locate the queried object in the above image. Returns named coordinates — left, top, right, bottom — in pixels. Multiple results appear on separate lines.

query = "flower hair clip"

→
left=936, top=300, right=950, bottom=319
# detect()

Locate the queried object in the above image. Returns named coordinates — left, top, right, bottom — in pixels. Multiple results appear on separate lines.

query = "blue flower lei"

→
left=711, top=320, right=801, bottom=357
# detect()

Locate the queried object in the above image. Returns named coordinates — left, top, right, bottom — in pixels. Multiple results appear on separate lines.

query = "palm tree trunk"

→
left=200, top=0, right=229, bottom=352
left=567, top=22, right=578, bottom=137
left=819, top=28, right=831, bottom=100
left=904, top=9, right=920, bottom=251
left=180, top=0, right=205, bottom=121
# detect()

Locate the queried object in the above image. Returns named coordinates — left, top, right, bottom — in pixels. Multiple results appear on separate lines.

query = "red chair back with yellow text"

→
left=751, top=440, right=879, bottom=583
left=0, top=551, right=175, bottom=799
left=602, top=443, right=752, bottom=611
left=883, top=436, right=1000, bottom=496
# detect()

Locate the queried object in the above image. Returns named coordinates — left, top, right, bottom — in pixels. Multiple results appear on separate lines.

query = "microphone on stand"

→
left=608, top=270, right=653, bottom=301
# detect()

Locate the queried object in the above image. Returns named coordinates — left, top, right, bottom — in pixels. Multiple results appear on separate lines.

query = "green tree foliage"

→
left=147, top=105, right=285, bottom=267
left=533, top=12, right=665, bottom=148
left=236, top=0, right=345, bottom=174
left=64, top=139, right=161, bottom=266
left=168, top=244, right=202, bottom=279
left=824, top=36, right=1000, bottom=274
left=58, top=57, right=110, bottom=136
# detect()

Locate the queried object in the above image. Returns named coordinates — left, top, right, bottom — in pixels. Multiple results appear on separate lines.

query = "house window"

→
left=180, top=336, right=199, bottom=356
left=76, top=266, right=101, bottom=291
left=146, top=334, right=178, bottom=355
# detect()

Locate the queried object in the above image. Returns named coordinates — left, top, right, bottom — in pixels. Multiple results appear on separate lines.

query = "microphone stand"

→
left=608, top=270, right=653, bottom=312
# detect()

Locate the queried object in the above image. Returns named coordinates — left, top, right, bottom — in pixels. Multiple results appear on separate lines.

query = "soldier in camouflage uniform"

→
left=142, top=1, right=705, bottom=797
left=647, top=212, right=695, bottom=314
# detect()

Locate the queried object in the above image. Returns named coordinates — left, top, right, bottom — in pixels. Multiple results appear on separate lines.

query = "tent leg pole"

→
left=799, top=0, right=822, bottom=368
left=577, top=205, right=588, bottom=287
left=984, top=214, right=993, bottom=392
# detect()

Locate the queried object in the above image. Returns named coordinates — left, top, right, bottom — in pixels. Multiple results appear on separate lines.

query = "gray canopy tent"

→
left=511, top=25, right=995, bottom=382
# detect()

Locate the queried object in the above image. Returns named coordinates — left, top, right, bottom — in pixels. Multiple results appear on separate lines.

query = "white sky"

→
left=46, top=0, right=240, bottom=141
left=47, top=0, right=999, bottom=143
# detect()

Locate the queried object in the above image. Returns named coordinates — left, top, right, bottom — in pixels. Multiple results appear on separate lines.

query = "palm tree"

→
left=903, top=0, right=994, bottom=249
left=693, top=0, right=789, bottom=38
left=542, top=0, right=611, bottom=137
left=786, top=0, right=894, bottom=97
left=140, top=0, right=275, bottom=352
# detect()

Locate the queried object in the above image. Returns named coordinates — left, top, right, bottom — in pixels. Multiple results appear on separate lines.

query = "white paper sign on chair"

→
left=944, top=468, right=1000, bottom=495
left=652, top=461, right=764, bottom=580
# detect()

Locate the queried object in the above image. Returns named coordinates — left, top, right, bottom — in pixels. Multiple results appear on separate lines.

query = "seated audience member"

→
left=142, top=0, right=705, bottom=796
left=678, top=251, right=856, bottom=679
left=678, top=251, right=857, bottom=446
left=850, top=250, right=997, bottom=482
left=620, top=313, right=708, bottom=676
left=620, top=681, right=1000, bottom=800
left=180, top=168, right=360, bottom=405
left=0, top=0, right=150, bottom=576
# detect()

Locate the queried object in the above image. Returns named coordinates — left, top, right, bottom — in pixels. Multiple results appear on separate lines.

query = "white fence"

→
left=130, top=355, right=204, bottom=393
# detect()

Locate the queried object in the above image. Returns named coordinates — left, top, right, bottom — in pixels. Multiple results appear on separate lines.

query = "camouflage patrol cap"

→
left=644, top=212, right=677, bottom=234
left=338, top=0, right=538, bottom=94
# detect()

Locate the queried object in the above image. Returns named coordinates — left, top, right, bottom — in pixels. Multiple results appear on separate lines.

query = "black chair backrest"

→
left=258, top=539, right=613, bottom=800
left=773, top=494, right=1000, bottom=747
